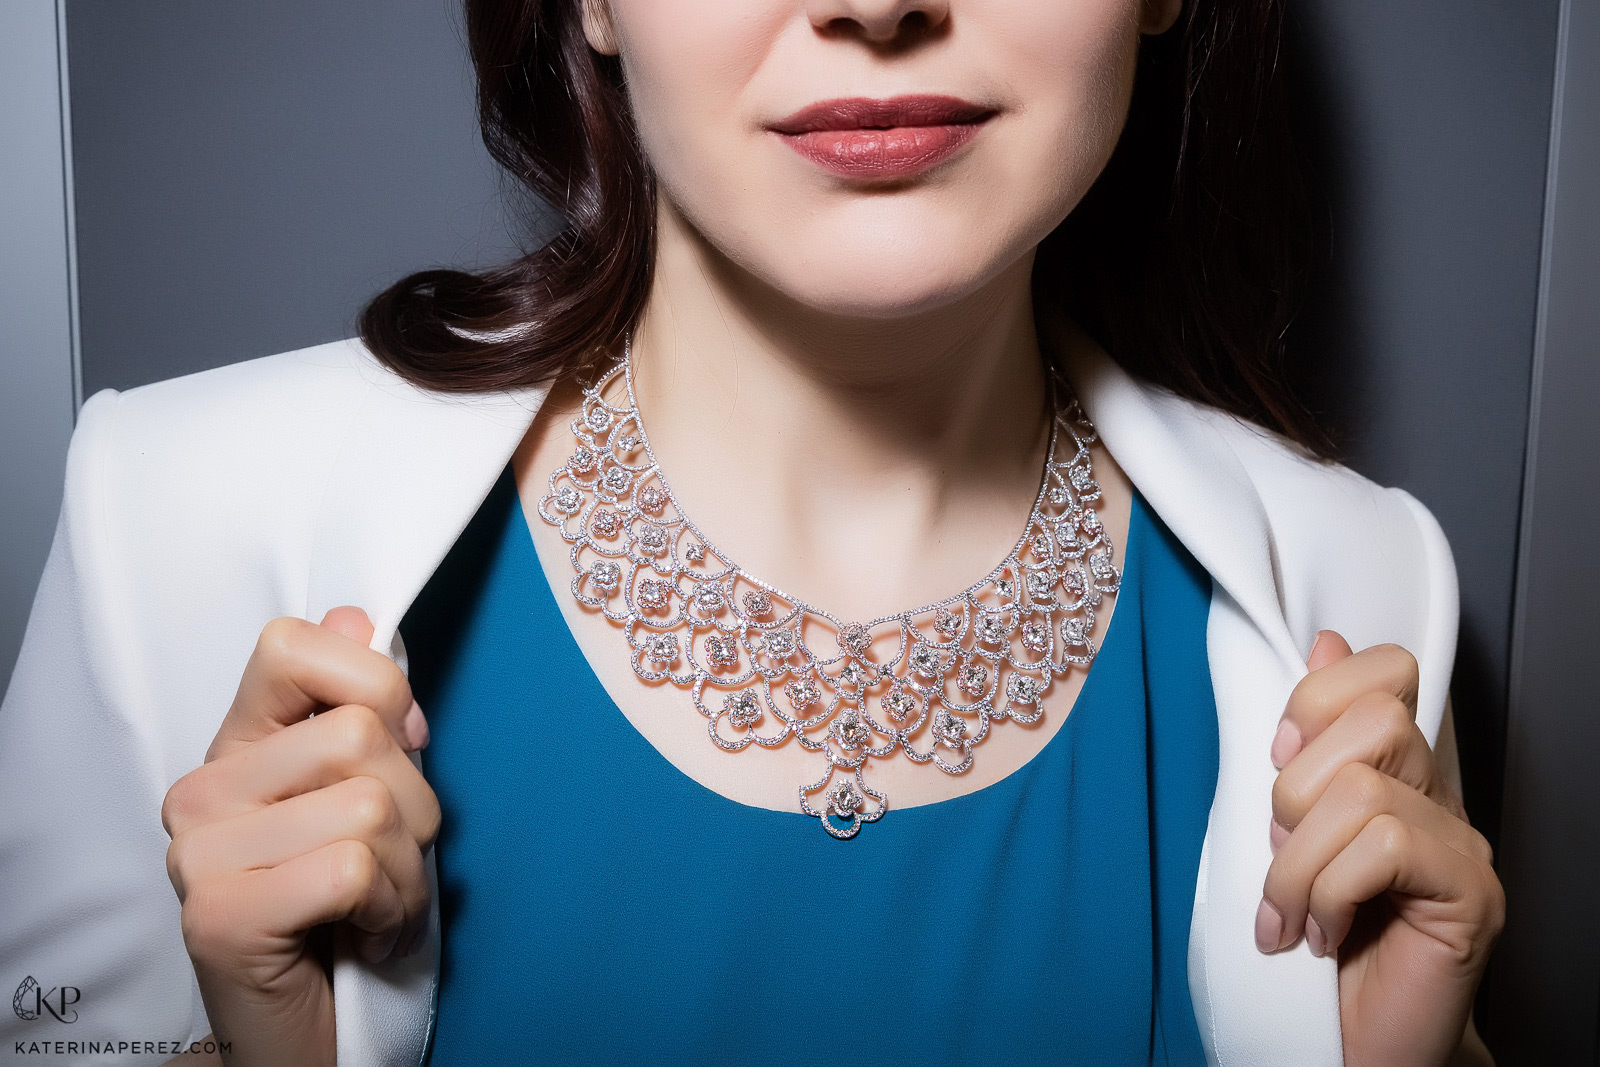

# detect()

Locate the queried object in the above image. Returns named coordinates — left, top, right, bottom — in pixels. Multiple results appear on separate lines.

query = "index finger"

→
left=1277, top=634, right=1420, bottom=766
left=207, top=608, right=417, bottom=761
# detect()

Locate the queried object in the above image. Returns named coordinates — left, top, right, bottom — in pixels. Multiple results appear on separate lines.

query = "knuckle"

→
left=160, top=776, right=197, bottom=837
left=1287, top=676, right=1339, bottom=728
left=178, top=898, right=211, bottom=953
left=164, top=835, right=193, bottom=897
left=1374, top=643, right=1420, bottom=702
left=1331, top=761, right=1389, bottom=815
left=375, top=658, right=413, bottom=716
left=328, top=839, right=380, bottom=896
left=162, top=768, right=228, bottom=836
left=1363, top=695, right=1428, bottom=764
left=344, top=775, right=400, bottom=838
left=1369, top=693, right=1415, bottom=738
left=1366, top=812, right=1410, bottom=858
left=1270, top=772, right=1312, bottom=826
left=256, top=615, right=311, bottom=662
left=328, top=703, right=394, bottom=766
left=179, top=885, right=239, bottom=959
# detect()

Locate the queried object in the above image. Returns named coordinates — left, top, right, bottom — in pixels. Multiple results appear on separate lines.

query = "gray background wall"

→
left=65, top=0, right=521, bottom=396
left=1, top=0, right=1595, bottom=1060
left=0, top=0, right=78, bottom=710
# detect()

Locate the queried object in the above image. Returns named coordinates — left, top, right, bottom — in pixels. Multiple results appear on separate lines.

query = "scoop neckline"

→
left=509, top=476, right=1146, bottom=821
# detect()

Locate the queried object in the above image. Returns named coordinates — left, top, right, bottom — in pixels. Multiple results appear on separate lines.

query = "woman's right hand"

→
left=161, top=606, right=439, bottom=1067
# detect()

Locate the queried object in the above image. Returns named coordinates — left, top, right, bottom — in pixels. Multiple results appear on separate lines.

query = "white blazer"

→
left=0, top=336, right=1458, bottom=1066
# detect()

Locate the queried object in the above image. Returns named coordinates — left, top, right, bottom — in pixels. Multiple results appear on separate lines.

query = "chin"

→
left=740, top=227, right=1034, bottom=321
left=774, top=265, right=1000, bottom=320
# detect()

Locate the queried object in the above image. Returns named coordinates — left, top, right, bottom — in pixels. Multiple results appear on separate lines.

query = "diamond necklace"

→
left=537, top=335, right=1121, bottom=838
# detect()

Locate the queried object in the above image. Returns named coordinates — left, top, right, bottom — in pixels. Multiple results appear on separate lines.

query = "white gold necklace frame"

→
left=538, top=336, right=1121, bottom=838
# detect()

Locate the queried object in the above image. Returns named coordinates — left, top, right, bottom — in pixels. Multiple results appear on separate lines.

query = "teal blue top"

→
left=401, top=466, right=1219, bottom=1066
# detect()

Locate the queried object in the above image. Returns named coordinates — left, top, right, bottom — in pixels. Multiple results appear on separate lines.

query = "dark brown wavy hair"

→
left=361, top=0, right=1332, bottom=456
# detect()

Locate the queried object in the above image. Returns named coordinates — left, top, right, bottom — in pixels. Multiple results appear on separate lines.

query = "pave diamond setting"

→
left=537, top=336, right=1120, bottom=838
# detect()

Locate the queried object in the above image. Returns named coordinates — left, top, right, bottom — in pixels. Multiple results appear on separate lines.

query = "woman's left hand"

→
left=1260, top=630, right=1505, bottom=1067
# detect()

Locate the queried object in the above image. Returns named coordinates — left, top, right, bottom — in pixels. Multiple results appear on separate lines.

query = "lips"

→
left=769, top=94, right=996, bottom=180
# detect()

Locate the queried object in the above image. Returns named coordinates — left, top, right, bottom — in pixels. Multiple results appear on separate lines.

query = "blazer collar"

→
left=1062, top=342, right=1305, bottom=672
left=304, top=349, right=549, bottom=654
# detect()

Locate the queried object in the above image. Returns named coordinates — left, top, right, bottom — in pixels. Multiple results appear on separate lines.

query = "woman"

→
left=0, top=0, right=1503, bottom=1063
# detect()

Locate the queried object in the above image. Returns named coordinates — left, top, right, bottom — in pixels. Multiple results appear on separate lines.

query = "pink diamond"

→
left=638, top=579, right=672, bottom=611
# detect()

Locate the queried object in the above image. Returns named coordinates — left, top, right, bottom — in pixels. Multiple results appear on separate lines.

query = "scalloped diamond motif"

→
left=537, top=339, right=1121, bottom=838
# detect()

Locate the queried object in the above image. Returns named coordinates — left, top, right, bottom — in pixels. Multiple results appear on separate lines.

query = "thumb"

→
left=1306, top=628, right=1354, bottom=672
left=320, top=605, right=376, bottom=647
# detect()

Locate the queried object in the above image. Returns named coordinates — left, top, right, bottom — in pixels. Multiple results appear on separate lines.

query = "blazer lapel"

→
left=1061, top=343, right=1305, bottom=674
left=304, top=360, right=549, bottom=643
left=304, top=349, right=549, bottom=1067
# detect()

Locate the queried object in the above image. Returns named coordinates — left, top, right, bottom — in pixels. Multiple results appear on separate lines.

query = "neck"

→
left=624, top=195, right=1059, bottom=618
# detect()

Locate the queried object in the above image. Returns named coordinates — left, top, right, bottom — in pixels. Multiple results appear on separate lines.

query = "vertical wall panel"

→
left=0, top=1, right=78, bottom=694
left=1494, top=0, right=1600, bottom=1058
left=64, top=0, right=529, bottom=395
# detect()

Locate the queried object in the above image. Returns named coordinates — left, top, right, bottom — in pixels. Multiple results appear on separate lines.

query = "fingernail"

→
left=1270, top=719, right=1302, bottom=769
left=1306, top=916, right=1327, bottom=957
left=1254, top=898, right=1285, bottom=953
left=1270, top=819, right=1290, bottom=854
left=403, top=700, right=430, bottom=750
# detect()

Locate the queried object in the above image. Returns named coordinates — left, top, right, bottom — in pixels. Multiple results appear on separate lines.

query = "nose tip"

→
left=807, top=0, right=951, bottom=45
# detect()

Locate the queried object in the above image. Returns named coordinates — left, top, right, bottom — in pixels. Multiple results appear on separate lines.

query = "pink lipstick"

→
left=769, top=94, right=996, bottom=180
